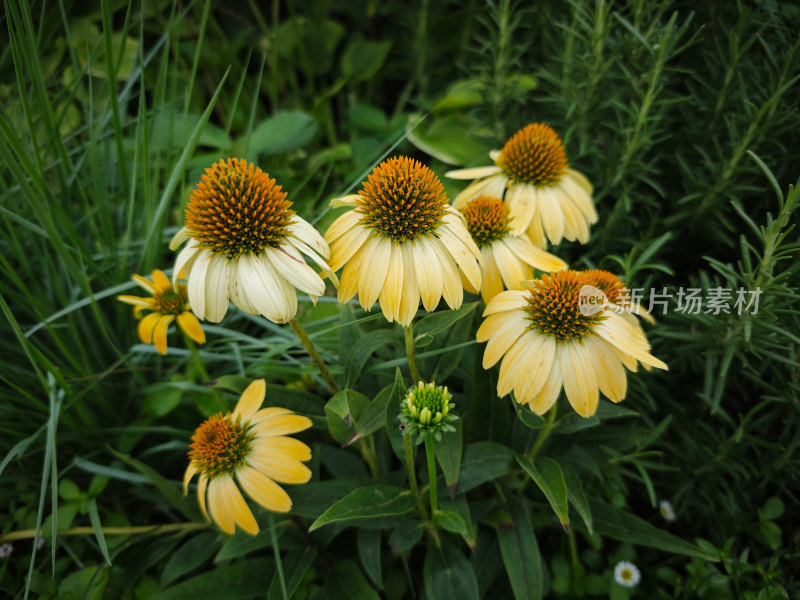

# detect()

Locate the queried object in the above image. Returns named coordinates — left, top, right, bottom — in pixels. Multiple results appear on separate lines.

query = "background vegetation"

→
left=1, top=0, right=798, bottom=598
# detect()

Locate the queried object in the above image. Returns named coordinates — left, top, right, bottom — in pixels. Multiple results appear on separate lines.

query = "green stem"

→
left=404, top=324, right=423, bottom=384
left=289, top=318, right=339, bottom=394
left=358, top=438, right=380, bottom=479
left=183, top=333, right=210, bottom=381
left=424, top=437, right=438, bottom=520
left=404, top=434, right=428, bottom=519
left=526, top=402, right=558, bottom=462
left=269, top=513, right=289, bottom=600
left=0, top=522, right=208, bottom=543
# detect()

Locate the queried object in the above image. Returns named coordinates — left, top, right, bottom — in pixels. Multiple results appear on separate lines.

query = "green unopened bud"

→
left=399, top=381, right=458, bottom=444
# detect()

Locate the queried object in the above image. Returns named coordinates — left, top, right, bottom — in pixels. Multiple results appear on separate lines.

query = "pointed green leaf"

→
left=437, top=510, right=467, bottom=535
left=152, top=559, right=273, bottom=600
left=562, top=465, right=593, bottom=535
left=457, top=442, right=514, bottom=493
left=424, top=541, right=479, bottom=600
left=107, top=447, right=200, bottom=521
left=162, top=532, right=219, bottom=585
left=386, top=368, right=407, bottom=461
left=325, top=389, right=370, bottom=444
left=434, top=420, right=463, bottom=496
left=347, top=382, right=394, bottom=445
left=516, top=456, right=569, bottom=529
left=309, top=485, right=415, bottom=531
left=591, top=501, right=719, bottom=561
left=497, top=496, right=543, bottom=600
left=342, top=329, right=396, bottom=388
left=324, top=559, right=381, bottom=600
left=357, top=528, right=383, bottom=589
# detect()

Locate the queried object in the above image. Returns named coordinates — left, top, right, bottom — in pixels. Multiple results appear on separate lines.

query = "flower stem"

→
left=289, top=318, right=339, bottom=394
left=525, top=402, right=558, bottom=462
left=424, top=437, right=438, bottom=520
left=359, top=437, right=381, bottom=479
left=404, top=434, right=428, bottom=519
left=269, top=513, right=289, bottom=600
left=182, top=333, right=210, bottom=381
left=404, top=323, right=423, bottom=384
left=0, top=522, right=208, bottom=543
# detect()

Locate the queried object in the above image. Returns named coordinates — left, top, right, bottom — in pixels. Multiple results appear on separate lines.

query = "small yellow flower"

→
left=170, top=158, right=336, bottom=324
left=446, top=123, right=598, bottom=249
left=183, top=379, right=313, bottom=535
left=324, top=156, right=481, bottom=326
left=477, top=270, right=667, bottom=417
left=117, top=269, right=205, bottom=354
left=460, top=196, right=567, bottom=302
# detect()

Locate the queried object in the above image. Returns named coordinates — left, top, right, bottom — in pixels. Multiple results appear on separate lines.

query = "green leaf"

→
left=437, top=510, right=467, bottom=535
left=555, top=400, right=638, bottom=434
left=347, top=382, right=395, bottom=445
left=107, top=447, right=200, bottom=521
left=290, top=479, right=371, bottom=519
left=324, top=559, right=381, bottom=600
left=215, top=529, right=272, bottom=562
left=497, top=497, right=543, bottom=600
left=239, top=111, right=318, bottom=157
left=457, top=442, right=514, bottom=493
left=424, top=540, right=480, bottom=600
left=432, top=79, right=485, bottom=113
left=434, top=420, right=463, bottom=496
left=142, top=382, right=183, bottom=417
left=562, top=465, right=593, bottom=535
left=309, top=484, right=415, bottom=531
left=161, top=532, right=219, bottom=585
left=267, top=546, right=318, bottom=600
left=57, top=565, right=108, bottom=600
left=406, top=114, right=490, bottom=165
left=759, top=496, right=784, bottom=521
left=325, top=389, right=370, bottom=444
left=357, top=528, right=383, bottom=589
left=516, top=456, right=569, bottom=529
left=341, top=38, right=392, bottom=82
left=87, top=498, right=111, bottom=566
left=388, top=520, right=424, bottom=554
left=385, top=368, right=407, bottom=461
left=414, top=302, right=478, bottom=345
left=342, top=329, right=396, bottom=388
left=152, top=559, right=274, bottom=600
left=513, top=402, right=547, bottom=430
left=591, top=501, right=719, bottom=561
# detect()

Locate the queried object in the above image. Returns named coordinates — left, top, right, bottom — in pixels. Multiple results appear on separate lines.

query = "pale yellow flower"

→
left=117, top=269, right=205, bottom=354
left=170, top=158, right=336, bottom=324
left=183, top=379, right=312, bottom=535
left=324, top=156, right=481, bottom=326
left=459, top=196, right=567, bottom=302
left=477, top=270, right=667, bottom=418
left=447, top=123, right=598, bottom=249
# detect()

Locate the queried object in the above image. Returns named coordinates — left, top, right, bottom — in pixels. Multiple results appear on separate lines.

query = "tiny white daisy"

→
left=659, top=499, right=676, bottom=522
left=613, top=561, right=641, bottom=588
left=0, top=543, right=13, bottom=558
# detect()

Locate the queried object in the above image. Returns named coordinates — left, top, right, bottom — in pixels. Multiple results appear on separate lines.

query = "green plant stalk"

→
left=359, top=437, right=381, bottom=479
left=0, top=522, right=209, bottom=543
left=404, top=434, right=428, bottom=520
left=424, top=437, right=438, bottom=520
left=269, top=513, right=289, bottom=600
left=182, top=331, right=210, bottom=382
left=289, top=318, right=339, bottom=394
left=404, top=324, right=423, bottom=384
left=526, top=402, right=558, bottom=462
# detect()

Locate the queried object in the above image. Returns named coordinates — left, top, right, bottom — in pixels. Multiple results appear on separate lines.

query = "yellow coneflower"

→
left=446, top=123, right=598, bottom=249
left=476, top=270, right=667, bottom=418
left=170, top=158, right=336, bottom=324
left=460, top=196, right=568, bottom=302
left=117, top=269, right=205, bottom=354
left=183, top=379, right=312, bottom=535
left=324, top=156, right=481, bottom=326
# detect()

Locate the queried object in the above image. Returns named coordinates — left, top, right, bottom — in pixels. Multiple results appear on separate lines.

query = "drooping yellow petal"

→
left=152, top=315, right=175, bottom=355
left=132, top=274, right=156, bottom=294
left=117, top=295, right=154, bottom=308
left=183, top=462, right=197, bottom=494
left=207, top=476, right=236, bottom=534
left=378, top=242, right=404, bottom=323
left=236, top=465, right=292, bottom=513
left=151, top=270, right=172, bottom=293
left=177, top=311, right=206, bottom=344
left=233, top=379, right=266, bottom=421
left=482, top=289, right=528, bottom=317
left=137, top=312, right=161, bottom=344
left=197, top=476, right=209, bottom=521
left=220, top=476, right=259, bottom=535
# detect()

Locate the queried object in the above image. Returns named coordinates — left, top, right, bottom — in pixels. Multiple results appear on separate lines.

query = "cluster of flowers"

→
left=118, top=123, right=667, bottom=536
